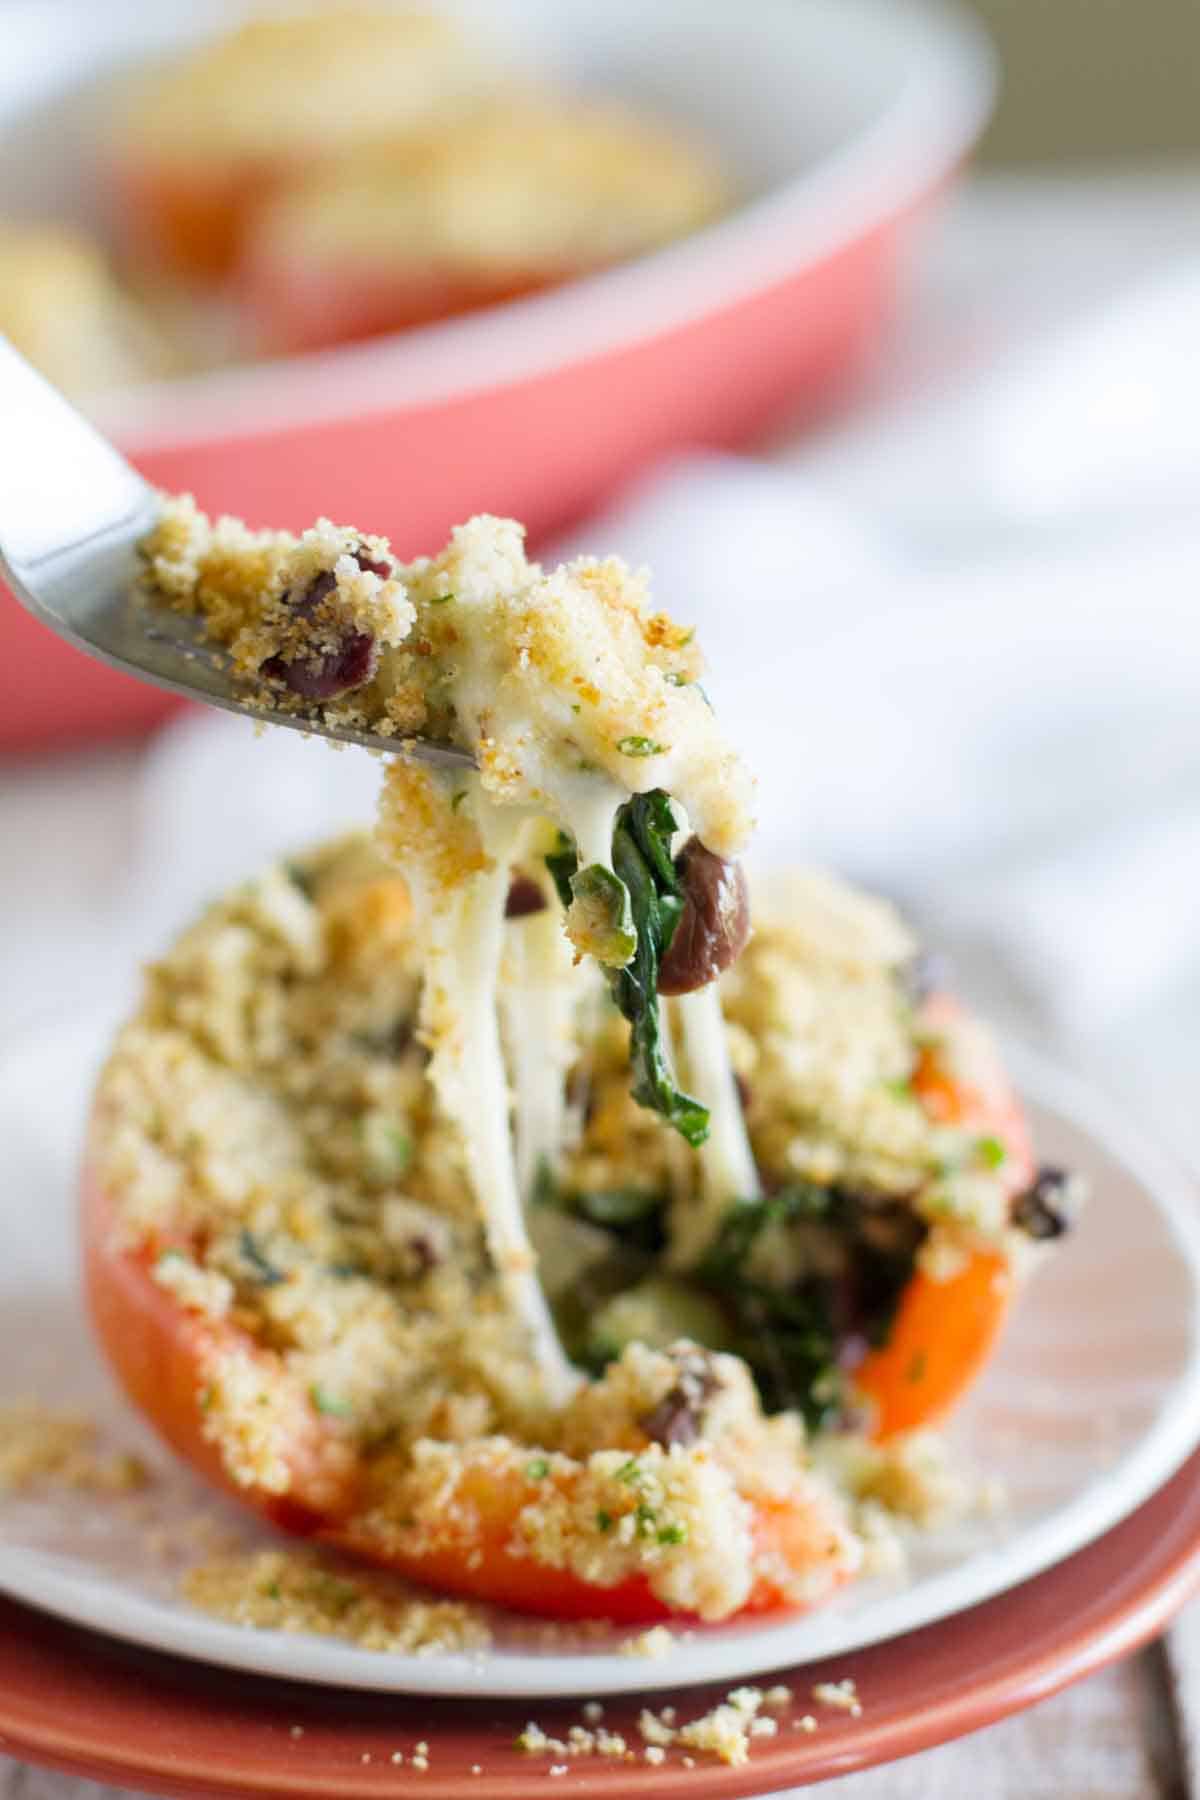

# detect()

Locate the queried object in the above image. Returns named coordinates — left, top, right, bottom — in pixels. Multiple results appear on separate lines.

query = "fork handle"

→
left=0, top=334, right=154, bottom=618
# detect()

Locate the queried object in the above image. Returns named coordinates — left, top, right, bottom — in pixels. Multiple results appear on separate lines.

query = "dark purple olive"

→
left=505, top=875, right=547, bottom=918
left=836, top=1332, right=870, bottom=1372
left=259, top=550, right=391, bottom=702
left=261, top=631, right=377, bottom=701
left=638, top=1350, right=721, bottom=1449
left=1011, top=1166, right=1076, bottom=1240
left=657, top=838, right=751, bottom=996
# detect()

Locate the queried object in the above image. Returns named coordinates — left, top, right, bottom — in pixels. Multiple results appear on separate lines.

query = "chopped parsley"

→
left=616, top=735, right=667, bottom=758
left=309, top=1386, right=352, bottom=1418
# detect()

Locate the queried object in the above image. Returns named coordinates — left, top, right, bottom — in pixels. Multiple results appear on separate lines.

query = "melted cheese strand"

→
left=669, top=983, right=761, bottom=1265
left=417, top=796, right=579, bottom=1406
left=556, top=774, right=626, bottom=874
left=503, top=890, right=579, bottom=1203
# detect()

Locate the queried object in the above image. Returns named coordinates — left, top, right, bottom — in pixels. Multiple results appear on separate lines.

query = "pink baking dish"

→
left=0, top=0, right=992, bottom=751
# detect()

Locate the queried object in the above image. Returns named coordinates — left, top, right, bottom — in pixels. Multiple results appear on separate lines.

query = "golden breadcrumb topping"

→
left=110, top=8, right=498, bottom=170
left=0, top=221, right=168, bottom=396
left=141, top=499, right=753, bottom=860
left=251, top=96, right=730, bottom=280
left=89, top=835, right=1021, bottom=1619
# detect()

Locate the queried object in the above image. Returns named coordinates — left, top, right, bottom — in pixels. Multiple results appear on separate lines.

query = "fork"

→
left=0, top=337, right=473, bottom=769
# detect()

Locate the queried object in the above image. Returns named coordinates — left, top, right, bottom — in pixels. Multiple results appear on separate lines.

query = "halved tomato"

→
left=83, top=1170, right=853, bottom=1621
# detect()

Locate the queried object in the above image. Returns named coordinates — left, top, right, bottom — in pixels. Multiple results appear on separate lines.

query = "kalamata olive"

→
left=657, top=838, right=750, bottom=995
left=638, top=1348, right=721, bottom=1449
left=259, top=550, right=391, bottom=701
left=1011, top=1166, right=1076, bottom=1240
left=505, top=874, right=547, bottom=918
left=261, top=632, right=377, bottom=700
left=836, top=1332, right=870, bottom=1372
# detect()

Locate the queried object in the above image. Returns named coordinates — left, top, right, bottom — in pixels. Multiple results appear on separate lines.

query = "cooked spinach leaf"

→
left=546, top=791, right=709, bottom=1145
left=696, top=1186, right=921, bottom=1431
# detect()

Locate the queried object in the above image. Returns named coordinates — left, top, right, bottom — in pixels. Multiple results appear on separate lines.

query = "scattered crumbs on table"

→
left=518, top=1720, right=629, bottom=1760
left=812, top=1677, right=862, bottom=1716
left=520, top=1681, right=791, bottom=1771
left=638, top=1708, right=672, bottom=1748
left=676, top=1685, right=767, bottom=1766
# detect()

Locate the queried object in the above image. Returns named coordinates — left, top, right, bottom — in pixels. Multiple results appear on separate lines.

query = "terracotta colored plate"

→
left=0, top=1451, right=1197, bottom=1798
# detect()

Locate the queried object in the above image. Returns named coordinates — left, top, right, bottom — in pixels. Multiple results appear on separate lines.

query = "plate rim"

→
left=0, top=1015, right=1198, bottom=1699
left=0, top=1451, right=1195, bottom=1798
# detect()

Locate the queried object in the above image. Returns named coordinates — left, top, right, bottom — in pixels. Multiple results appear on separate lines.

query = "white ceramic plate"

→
left=0, top=1010, right=1197, bottom=1697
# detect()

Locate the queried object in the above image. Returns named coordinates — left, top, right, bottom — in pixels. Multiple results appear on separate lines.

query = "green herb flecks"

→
left=975, top=1135, right=1007, bottom=1169
left=310, top=1386, right=352, bottom=1418
left=359, top=1114, right=412, bottom=1181
left=283, top=861, right=317, bottom=899
left=239, top=1229, right=285, bottom=1288
left=616, top=735, right=667, bottom=758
